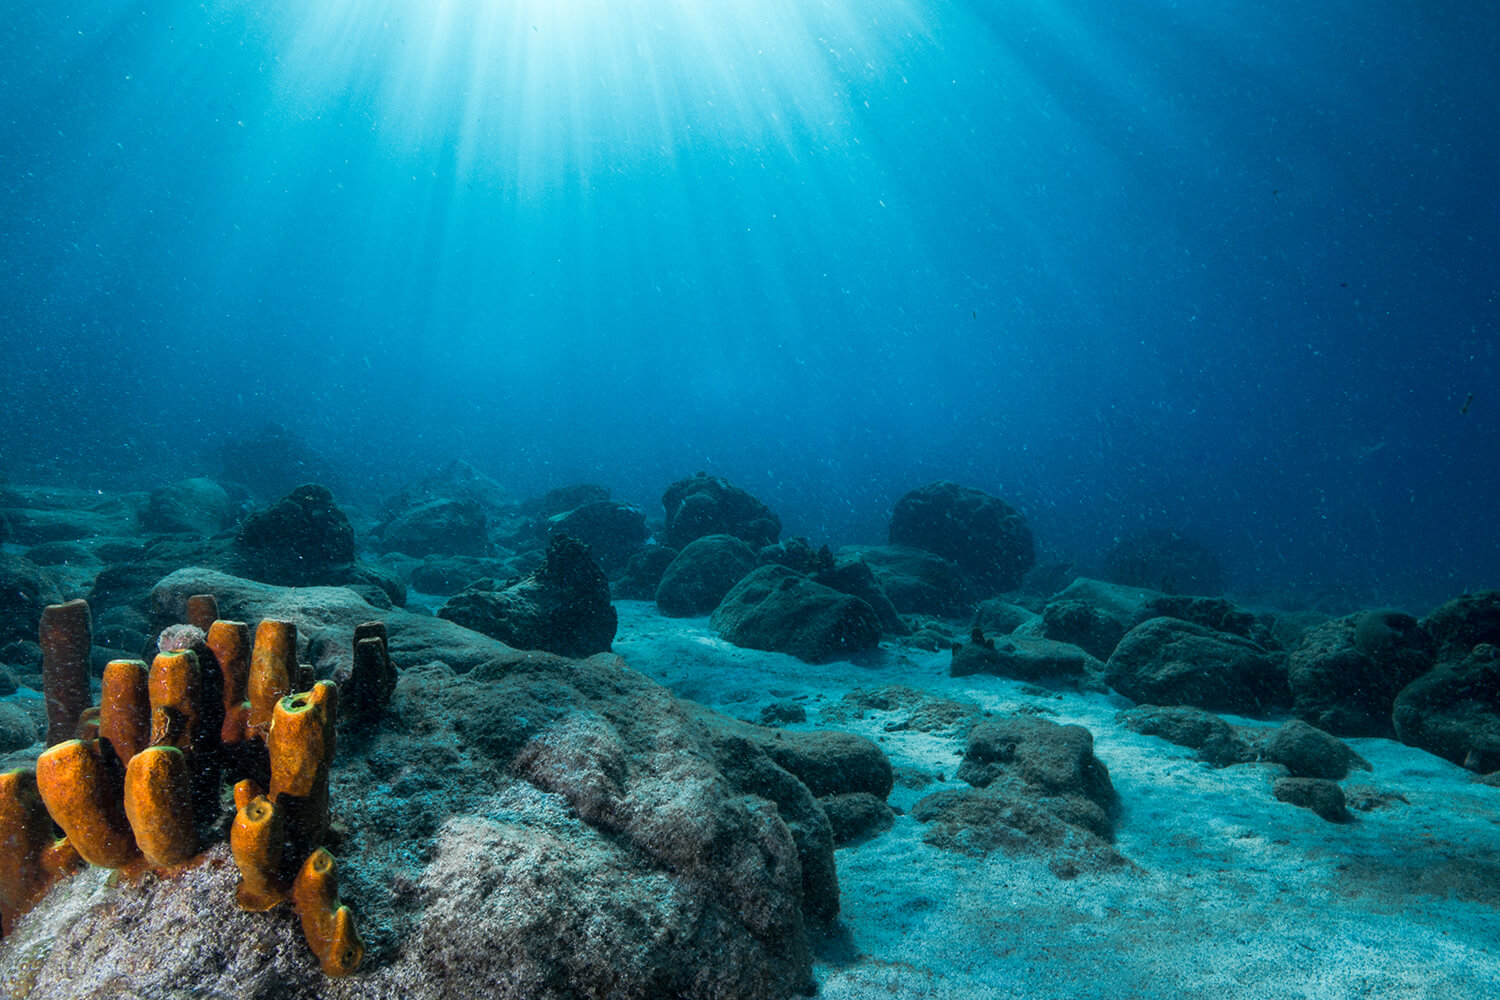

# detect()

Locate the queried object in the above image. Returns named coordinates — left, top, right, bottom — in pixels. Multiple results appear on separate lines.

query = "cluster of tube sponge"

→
left=0, top=595, right=396, bottom=977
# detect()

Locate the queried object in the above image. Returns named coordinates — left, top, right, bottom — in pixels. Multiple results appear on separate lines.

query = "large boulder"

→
left=1422, top=591, right=1500, bottom=664
left=710, top=565, right=882, bottom=663
left=837, top=545, right=971, bottom=618
left=655, top=534, right=757, bottom=617
left=233, top=483, right=356, bottom=586
left=4, top=602, right=866, bottom=999
left=1105, top=617, right=1288, bottom=714
left=662, top=474, right=781, bottom=551
left=380, top=498, right=490, bottom=558
left=548, top=501, right=649, bottom=573
left=143, top=477, right=235, bottom=536
left=1103, top=529, right=1224, bottom=595
left=1287, top=610, right=1434, bottom=737
left=888, top=481, right=1035, bottom=593
left=0, top=485, right=143, bottom=544
left=0, top=553, right=62, bottom=645
left=440, top=534, right=617, bottom=659
left=1132, top=595, right=1276, bottom=648
left=1392, top=643, right=1500, bottom=771
left=1260, top=719, right=1371, bottom=780
left=913, top=716, right=1123, bottom=877
left=1021, top=599, right=1125, bottom=661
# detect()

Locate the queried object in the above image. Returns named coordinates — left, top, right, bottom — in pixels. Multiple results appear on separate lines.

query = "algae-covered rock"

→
left=888, top=481, right=1035, bottom=593
left=655, top=534, right=757, bottom=617
left=1106, top=617, right=1288, bottom=714
left=662, top=473, right=781, bottom=551
left=710, top=565, right=882, bottom=663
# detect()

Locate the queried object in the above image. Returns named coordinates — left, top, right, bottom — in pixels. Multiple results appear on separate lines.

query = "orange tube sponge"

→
left=207, top=620, right=252, bottom=746
left=40, top=599, right=92, bottom=746
left=99, top=659, right=151, bottom=767
left=148, top=650, right=203, bottom=753
left=230, top=791, right=287, bottom=912
left=0, top=769, right=82, bottom=935
left=123, top=746, right=197, bottom=869
left=270, top=682, right=336, bottom=856
left=35, top=739, right=138, bottom=869
left=292, top=848, right=363, bottom=977
left=184, top=594, right=219, bottom=632
left=247, top=620, right=295, bottom=739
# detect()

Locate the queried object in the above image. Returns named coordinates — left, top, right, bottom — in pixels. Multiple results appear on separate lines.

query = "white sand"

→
left=614, top=601, right=1500, bottom=1000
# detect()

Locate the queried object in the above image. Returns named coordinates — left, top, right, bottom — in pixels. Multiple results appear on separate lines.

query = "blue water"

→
left=2, top=0, right=1496, bottom=608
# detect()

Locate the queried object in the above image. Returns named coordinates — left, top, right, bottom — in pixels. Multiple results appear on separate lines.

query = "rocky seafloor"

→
left=1, top=456, right=1497, bottom=999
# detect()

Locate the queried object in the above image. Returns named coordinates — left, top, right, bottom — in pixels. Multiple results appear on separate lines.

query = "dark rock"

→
left=1104, top=529, right=1224, bottom=595
left=1422, top=591, right=1500, bottom=663
left=888, top=481, right=1035, bottom=593
left=380, top=498, right=489, bottom=558
left=1117, top=704, right=1257, bottom=767
left=1047, top=578, right=1163, bottom=633
left=0, top=666, right=16, bottom=696
left=950, top=629, right=1101, bottom=681
left=614, top=546, right=678, bottom=600
left=752, top=727, right=894, bottom=801
left=972, top=599, right=1036, bottom=637
left=1272, top=777, right=1349, bottom=823
left=813, top=555, right=909, bottom=636
left=710, top=565, right=882, bottom=663
left=439, top=534, right=617, bottom=659
left=1261, top=719, right=1371, bottom=780
left=662, top=473, right=781, bottom=551
left=821, top=685, right=982, bottom=736
left=548, top=501, right=649, bottom=573
left=409, top=555, right=509, bottom=596
left=0, top=487, right=143, bottom=544
left=655, top=534, right=757, bottom=617
left=757, top=538, right=828, bottom=575
left=529, top=483, right=611, bottom=519
left=219, top=423, right=342, bottom=500
left=1033, top=600, right=1125, bottom=661
left=1392, top=644, right=1500, bottom=771
left=1134, top=595, right=1276, bottom=648
left=820, top=792, right=894, bottom=846
left=0, top=701, right=37, bottom=752
left=760, top=700, right=808, bottom=725
left=1105, top=617, right=1289, bottom=714
left=1287, top=611, right=1434, bottom=737
left=143, top=477, right=234, bottom=536
left=234, top=483, right=356, bottom=586
left=1, top=641, right=42, bottom=677
left=838, top=544, right=972, bottom=618
left=0, top=553, right=62, bottom=645
left=391, top=459, right=517, bottom=516
left=914, top=715, right=1123, bottom=875
left=20, top=541, right=97, bottom=567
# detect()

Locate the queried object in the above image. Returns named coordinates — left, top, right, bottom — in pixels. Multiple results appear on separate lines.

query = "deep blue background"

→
left=2, top=0, right=1497, bottom=609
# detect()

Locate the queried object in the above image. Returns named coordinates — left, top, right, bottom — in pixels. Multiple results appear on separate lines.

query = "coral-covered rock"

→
left=655, top=534, right=757, bottom=617
left=1287, top=610, right=1434, bottom=737
left=1106, top=617, right=1288, bottom=714
left=662, top=473, right=781, bottom=551
left=888, top=481, right=1035, bottom=593
left=234, top=484, right=356, bottom=587
left=1104, top=529, right=1224, bottom=595
left=710, top=565, right=882, bottom=663
left=1392, top=644, right=1500, bottom=771
left=439, top=534, right=616, bottom=659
